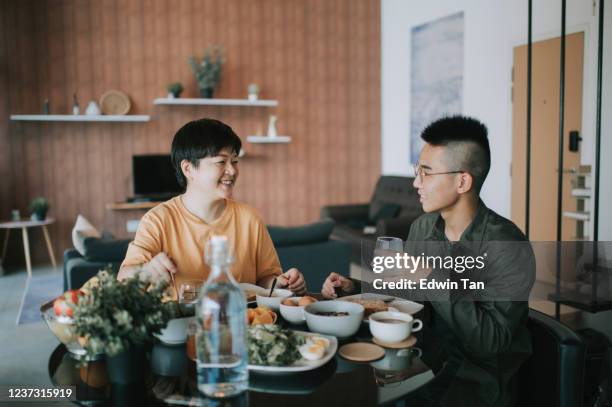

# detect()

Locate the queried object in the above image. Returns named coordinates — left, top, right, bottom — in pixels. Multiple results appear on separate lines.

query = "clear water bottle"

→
left=195, top=235, right=248, bottom=398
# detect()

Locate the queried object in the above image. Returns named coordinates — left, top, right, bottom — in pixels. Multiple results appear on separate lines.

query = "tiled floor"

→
left=0, top=265, right=72, bottom=405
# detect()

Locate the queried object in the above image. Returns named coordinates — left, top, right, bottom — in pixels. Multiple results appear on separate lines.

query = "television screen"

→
left=132, top=154, right=182, bottom=196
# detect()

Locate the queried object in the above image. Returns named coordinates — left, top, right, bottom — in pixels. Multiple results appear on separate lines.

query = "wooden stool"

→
left=0, top=218, right=57, bottom=278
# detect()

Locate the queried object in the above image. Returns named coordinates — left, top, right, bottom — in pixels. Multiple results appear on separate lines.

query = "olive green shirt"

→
left=405, top=199, right=535, bottom=407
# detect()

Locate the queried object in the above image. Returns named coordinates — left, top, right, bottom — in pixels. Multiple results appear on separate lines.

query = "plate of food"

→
left=248, top=325, right=337, bottom=374
left=339, top=293, right=424, bottom=320
left=239, top=283, right=266, bottom=304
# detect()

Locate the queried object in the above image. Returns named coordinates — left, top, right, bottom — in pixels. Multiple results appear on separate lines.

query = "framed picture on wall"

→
left=410, top=12, right=464, bottom=164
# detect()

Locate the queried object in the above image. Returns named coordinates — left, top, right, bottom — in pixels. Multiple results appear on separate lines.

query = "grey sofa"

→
left=63, top=221, right=351, bottom=293
left=320, top=175, right=422, bottom=263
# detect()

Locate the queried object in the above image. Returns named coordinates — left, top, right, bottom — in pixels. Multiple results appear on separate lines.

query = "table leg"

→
left=21, top=227, right=32, bottom=279
left=1, top=229, right=9, bottom=265
left=42, top=226, right=57, bottom=270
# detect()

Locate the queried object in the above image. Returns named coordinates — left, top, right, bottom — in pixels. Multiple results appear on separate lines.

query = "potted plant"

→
left=73, top=269, right=175, bottom=384
left=189, top=46, right=224, bottom=98
left=167, top=82, right=184, bottom=99
left=29, top=197, right=49, bottom=221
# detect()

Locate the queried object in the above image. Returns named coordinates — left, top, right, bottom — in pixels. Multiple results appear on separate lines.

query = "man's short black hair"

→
left=171, top=118, right=242, bottom=189
left=421, top=115, right=490, bottom=193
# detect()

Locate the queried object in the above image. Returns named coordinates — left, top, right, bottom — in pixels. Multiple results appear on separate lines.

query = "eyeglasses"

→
left=413, top=163, right=464, bottom=182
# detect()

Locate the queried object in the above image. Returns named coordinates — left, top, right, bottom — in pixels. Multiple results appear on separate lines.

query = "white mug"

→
left=369, top=311, right=422, bottom=343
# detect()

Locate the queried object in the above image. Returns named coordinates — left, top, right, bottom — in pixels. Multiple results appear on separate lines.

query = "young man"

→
left=322, top=116, right=534, bottom=406
left=118, top=118, right=306, bottom=296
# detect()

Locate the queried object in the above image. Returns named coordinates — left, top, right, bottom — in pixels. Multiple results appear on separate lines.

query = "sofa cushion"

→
left=268, top=221, right=334, bottom=247
left=83, top=237, right=131, bottom=262
left=368, top=202, right=401, bottom=224
left=71, top=215, right=102, bottom=256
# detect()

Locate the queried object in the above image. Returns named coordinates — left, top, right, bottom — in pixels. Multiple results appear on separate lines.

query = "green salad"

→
left=248, top=325, right=305, bottom=366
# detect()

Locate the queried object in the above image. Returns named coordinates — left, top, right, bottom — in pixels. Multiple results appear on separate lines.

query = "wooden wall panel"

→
left=0, top=0, right=381, bottom=265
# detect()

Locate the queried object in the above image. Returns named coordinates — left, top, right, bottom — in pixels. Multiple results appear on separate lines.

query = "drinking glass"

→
left=179, top=280, right=204, bottom=304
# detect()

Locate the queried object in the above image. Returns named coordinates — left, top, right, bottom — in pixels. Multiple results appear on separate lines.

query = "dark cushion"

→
left=268, top=221, right=334, bottom=247
left=369, top=176, right=421, bottom=219
left=368, top=202, right=401, bottom=224
left=83, top=237, right=131, bottom=262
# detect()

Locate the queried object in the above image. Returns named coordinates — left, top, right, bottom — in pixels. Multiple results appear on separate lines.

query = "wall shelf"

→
left=10, top=114, right=151, bottom=122
left=106, top=201, right=160, bottom=210
left=246, top=135, right=291, bottom=144
left=153, top=98, right=278, bottom=107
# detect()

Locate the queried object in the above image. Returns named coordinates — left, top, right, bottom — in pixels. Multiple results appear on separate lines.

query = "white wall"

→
left=599, top=0, right=612, bottom=241
left=382, top=0, right=604, bottom=227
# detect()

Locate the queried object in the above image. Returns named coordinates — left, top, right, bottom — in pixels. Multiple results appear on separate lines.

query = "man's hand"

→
left=140, top=252, right=177, bottom=283
left=321, top=272, right=354, bottom=299
left=277, top=268, right=307, bottom=295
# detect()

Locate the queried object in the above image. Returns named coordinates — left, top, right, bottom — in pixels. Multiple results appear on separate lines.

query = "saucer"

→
left=372, top=335, right=417, bottom=349
left=339, top=343, right=385, bottom=362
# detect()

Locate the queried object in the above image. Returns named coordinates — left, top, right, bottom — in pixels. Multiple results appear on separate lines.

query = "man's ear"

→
left=457, top=172, right=473, bottom=194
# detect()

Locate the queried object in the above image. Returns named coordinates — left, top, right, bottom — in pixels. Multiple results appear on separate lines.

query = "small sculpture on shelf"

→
left=248, top=83, right=259, bottom=101
left=267, top=115, right=278, bottom=138
left=72, top=93, right=80, bottom=115
left=167, top=82, right=184, bottom=99
left=189, top=46, right=224, bottom=98
left=42, top=99, right=50, bottom=115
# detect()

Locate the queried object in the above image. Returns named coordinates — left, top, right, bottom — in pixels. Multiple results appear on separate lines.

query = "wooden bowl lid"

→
left=99, top=90, right=131, bottom=115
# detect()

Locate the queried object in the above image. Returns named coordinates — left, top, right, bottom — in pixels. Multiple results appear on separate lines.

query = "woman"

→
left=118, top=118, right=306, bottom=297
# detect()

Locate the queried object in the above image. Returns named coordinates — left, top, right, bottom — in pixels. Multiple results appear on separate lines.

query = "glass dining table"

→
left=48, top=305, right=448, bottom=406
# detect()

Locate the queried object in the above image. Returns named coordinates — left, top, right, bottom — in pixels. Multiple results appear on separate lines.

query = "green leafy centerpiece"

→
left=73, top=270, right=175, bottom=383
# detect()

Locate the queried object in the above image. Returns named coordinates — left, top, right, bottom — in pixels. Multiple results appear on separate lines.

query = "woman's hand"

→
left=140, top=252, right=177, bottom=283
left=321, top=272, right=354, bottom=299
left=277, top=268, right=307, bottom=295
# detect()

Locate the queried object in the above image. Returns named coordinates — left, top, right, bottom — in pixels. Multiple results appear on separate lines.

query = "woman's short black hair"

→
left=171, top=118, right=242, bottom=189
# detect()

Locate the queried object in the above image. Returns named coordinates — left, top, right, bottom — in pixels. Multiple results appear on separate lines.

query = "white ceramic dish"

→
left=155, top=316, right=194, bottom=345
left=304, top=301, right=364, bottom=338
left=340, top=294, right=424, bottom=317
left=256, top=289, right=292, bottom=311
left=279, top=297, right=306, bottom=324
left=369, top=311, right=423, bottom=343
left=239, top=283, right=267, bottom=304
left=248, top=331, right=337, bottom=374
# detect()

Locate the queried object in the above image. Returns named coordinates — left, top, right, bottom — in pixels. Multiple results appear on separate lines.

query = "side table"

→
left=0, top=218, right=57, bottom=278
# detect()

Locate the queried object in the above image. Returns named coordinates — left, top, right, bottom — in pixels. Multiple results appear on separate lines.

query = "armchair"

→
left=321, top=176, right=422, bottom=263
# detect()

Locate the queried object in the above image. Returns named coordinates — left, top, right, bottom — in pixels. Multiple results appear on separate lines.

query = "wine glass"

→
left=375, top=236, right=404, bottom=252
left=373, top=237, right=404, bottom=276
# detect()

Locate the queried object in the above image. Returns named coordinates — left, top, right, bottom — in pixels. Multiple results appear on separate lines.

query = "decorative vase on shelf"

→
left=85, top=101, right=101, bottom=116
left=267, top=115, right=278, bottom=138
left=199, top=87, right=214, bottom=98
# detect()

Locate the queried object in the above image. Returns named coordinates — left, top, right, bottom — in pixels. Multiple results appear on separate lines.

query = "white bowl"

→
left=256, top=289, right=292, bottom=311
left=369, top=311, right=422, bottom=343
left=279, top=297, right=306, bottom=324
left=155, top=316, right=194, bottom=345
left=304, top=301, right=364, bottom=338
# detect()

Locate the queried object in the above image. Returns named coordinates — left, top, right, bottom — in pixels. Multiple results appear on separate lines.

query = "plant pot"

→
left=79, top=359, right=109, bottom=388
left=199, top=87, right=214, bottom=98
left=105, top=344, right=147, bottom=385
left=31, top=211, right=47, bottom=221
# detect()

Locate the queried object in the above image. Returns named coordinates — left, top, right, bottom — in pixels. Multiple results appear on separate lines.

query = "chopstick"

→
left=268, top=278, right=278, bottom=297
